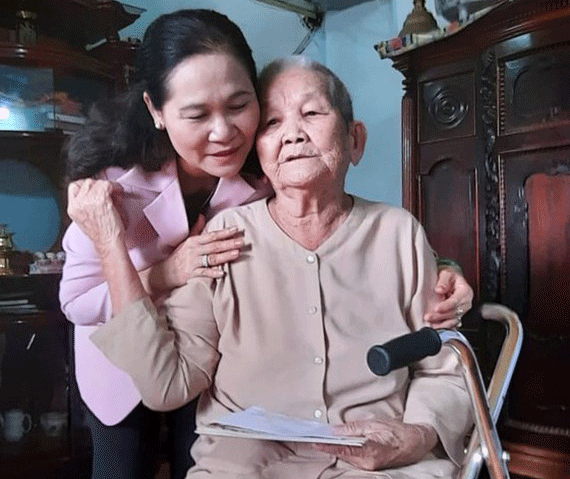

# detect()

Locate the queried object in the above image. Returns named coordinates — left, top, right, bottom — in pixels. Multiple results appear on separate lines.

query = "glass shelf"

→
left=0, top=64, right=109, bottom=134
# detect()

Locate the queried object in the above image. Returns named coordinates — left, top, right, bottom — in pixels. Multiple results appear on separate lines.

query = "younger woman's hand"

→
left=424, top=268, right=474, bottom=329
left=160, top=214, right=245, bottom=288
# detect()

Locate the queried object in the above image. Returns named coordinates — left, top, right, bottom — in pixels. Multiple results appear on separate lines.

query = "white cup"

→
left=40, top=411, right=68, bottom=438
left=1, top=409, right=32, bottom=442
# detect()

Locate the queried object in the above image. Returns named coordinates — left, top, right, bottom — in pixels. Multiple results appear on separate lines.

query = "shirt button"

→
left=313, top=409, right=323, bottom=419
left=308, top=306, right=317, bottom=315
left=306, top=254, right=316, bottom=264
left=314, top=356, right=323, bottom=365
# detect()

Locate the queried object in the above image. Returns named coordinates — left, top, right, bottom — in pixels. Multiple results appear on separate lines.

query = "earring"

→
left=155, top=121, right=164, bottom=130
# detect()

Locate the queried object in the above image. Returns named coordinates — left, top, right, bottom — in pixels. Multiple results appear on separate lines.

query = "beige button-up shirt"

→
left=92, top=197, right=473, bottom=478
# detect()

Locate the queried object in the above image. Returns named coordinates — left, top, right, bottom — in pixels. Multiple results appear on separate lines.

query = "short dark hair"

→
left=258, top=56, right=354, bottom=129
left=66, top=9, right=261, bottom=181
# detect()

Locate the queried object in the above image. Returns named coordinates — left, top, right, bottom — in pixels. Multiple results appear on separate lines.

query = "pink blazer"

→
left=59, top=160, right=272, bottom=425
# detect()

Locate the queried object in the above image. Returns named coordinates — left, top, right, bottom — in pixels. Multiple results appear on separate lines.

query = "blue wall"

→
left=120, top=0, right=427, bottom=207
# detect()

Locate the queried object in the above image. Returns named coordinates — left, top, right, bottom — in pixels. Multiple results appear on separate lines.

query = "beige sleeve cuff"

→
left=404, top=375, right=473, bottom=465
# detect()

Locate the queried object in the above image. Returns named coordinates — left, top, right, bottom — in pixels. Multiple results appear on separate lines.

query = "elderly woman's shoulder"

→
left=206, top=197, right=267, bottom=231
left=353, top=196, right=420, bottom=224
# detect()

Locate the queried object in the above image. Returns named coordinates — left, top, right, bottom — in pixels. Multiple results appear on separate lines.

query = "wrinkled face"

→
left=146, top=52, right=259, bottom=179
left=256, top=67, right=353, bottom=193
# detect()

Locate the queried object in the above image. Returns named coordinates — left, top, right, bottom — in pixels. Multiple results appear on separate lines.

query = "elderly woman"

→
left=69, top=57, right=473, bottom=478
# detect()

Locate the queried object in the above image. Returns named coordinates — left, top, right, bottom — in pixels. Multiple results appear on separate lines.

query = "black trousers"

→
left=84, top=399, right=198, bottom=479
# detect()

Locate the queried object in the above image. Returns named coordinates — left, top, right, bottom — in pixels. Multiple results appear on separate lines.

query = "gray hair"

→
left=258, top=56, right=354, bottom=130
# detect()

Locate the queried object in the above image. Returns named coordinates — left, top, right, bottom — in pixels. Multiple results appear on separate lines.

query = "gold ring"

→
left=456, top=306, right=464, bottom=328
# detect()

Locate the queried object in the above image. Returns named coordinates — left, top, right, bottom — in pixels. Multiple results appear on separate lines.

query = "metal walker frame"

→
left=443, top=304, right=523, bottom=479
left=367, top=303, right=523, bottom=479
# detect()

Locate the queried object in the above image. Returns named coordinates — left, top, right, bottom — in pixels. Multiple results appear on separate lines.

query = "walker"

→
left=367, top=303, right=523, bottom=479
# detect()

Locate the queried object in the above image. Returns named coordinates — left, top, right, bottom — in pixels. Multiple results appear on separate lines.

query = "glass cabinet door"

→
left=0, top=310, right=72, bottom=476
left=0, top=64, right=111, bottom=135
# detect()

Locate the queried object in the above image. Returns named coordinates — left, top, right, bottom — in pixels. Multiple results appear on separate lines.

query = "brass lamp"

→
left=399, top=0, right=439, bottom=37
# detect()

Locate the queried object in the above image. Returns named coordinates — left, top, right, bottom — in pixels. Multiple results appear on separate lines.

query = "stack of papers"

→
left=196, top=406, right=365, bottom=446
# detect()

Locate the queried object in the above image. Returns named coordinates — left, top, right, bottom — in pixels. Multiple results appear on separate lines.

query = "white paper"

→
left=196, top=406, right=365, bottom=446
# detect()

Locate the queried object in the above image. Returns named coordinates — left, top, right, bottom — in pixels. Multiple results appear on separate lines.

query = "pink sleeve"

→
left=59, top=222, right=112, bottom=325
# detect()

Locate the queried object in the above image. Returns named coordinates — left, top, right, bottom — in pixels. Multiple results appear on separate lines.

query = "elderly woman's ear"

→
left=349, top=120, right=367, bottom=166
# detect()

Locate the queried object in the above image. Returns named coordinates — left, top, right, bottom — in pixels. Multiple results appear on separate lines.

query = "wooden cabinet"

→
left=0, top=2, right=142, bottom=477
left=384, top=1, right=570, bottom=477
left=0, top=275, right=90, bottom=479
left=0, top=0, right=142, bottom=261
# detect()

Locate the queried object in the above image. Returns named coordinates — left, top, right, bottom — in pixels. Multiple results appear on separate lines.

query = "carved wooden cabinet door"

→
left=501, top=150, right=570, bottom=445
left=417, top=66, right=479, bottom=290
left=496, top=36, right=570, bottom=475
left=388, top=1, right=570, bottom=476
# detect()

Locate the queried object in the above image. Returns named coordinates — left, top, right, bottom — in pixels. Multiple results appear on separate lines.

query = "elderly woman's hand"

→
left=67, top=179, right=126, bottom=254
left=424, top=267, right=474, bottom=329
left=313, top=419, right=438, bottom=471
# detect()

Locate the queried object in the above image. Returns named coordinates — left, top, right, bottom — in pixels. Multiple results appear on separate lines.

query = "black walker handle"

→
left=367, top=327, right=442, bottom=376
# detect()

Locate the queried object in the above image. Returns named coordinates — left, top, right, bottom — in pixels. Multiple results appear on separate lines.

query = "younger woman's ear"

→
left=349, top=120, right=367, bottom=166
left=142, top=91, right=163, bottom=129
